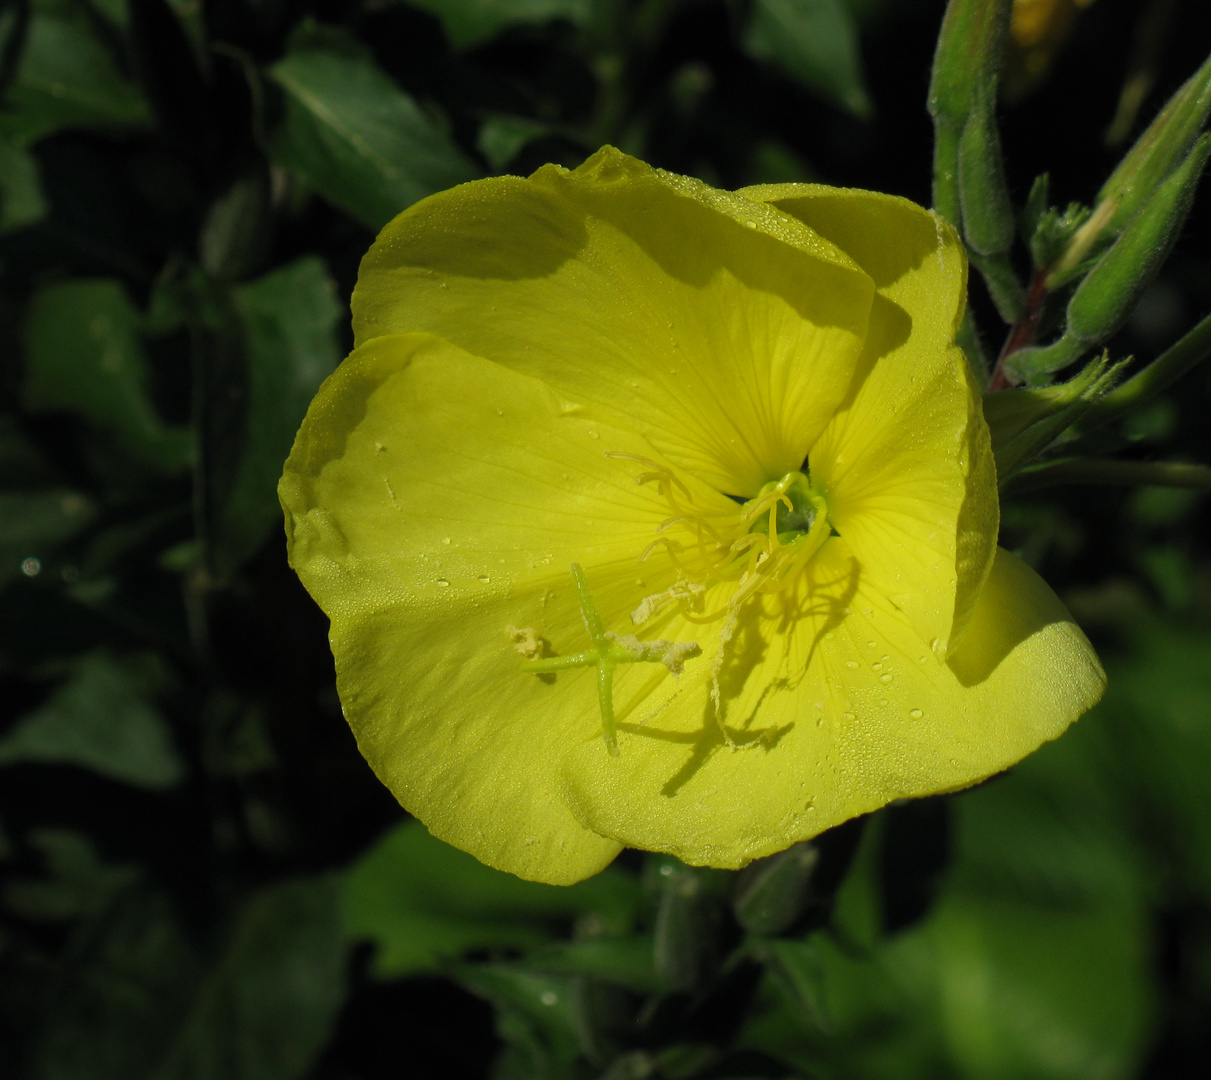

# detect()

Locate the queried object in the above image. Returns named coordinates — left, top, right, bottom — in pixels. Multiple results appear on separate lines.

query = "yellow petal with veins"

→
left=742, top=184, right=996, bottom=656
left=352, top=147, right=874, bottom=497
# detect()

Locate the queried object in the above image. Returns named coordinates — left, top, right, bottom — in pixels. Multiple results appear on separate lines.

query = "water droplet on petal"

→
left=845, top=660, right=858, bottom=669
left=880, top=672, right=893, bottom=684
left=441, top=537, right=451, bottom=545
left=436, top=579, right=450, bottom=588
left=478, top=575, right=490, bottom=583
left=909, top=708, right=923, bottom=720
left=588, top=430, right=600, bottom=439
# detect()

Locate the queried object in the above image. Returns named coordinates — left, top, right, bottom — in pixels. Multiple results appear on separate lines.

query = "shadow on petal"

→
left=947, top=547, right=1078, bottom=687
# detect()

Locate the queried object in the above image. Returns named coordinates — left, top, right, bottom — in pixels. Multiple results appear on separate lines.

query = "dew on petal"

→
left=909, top=708, right=924, bottom=720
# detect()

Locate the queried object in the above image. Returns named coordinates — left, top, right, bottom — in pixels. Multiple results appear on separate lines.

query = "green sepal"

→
left=1030, top=201, right=1092, bottom=281
left=985, top=353, right=1129, bottom=481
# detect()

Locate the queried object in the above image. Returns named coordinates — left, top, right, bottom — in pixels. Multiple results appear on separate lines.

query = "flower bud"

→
left=958, top=98, right=1016, bottom=257
left=1066, top=134, right=1211, bottom=344
left=1051, top=50, right=1211, bottom=279
left=733, top=842, right=820, bottom=937
left=650, top=860, right=730, bottom=991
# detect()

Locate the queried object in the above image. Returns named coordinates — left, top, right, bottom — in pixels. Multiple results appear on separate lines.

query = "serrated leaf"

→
left=268, top=33, right=478, bottom=230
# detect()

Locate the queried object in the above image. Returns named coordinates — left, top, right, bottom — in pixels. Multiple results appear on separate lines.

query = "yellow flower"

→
left=279, top=148, right=1105, bottom=885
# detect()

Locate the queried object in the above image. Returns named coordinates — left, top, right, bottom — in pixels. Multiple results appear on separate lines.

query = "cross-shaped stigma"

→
left=519, top=563, right=700, bottom=756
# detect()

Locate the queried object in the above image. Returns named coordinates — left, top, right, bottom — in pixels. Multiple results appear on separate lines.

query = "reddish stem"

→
left=988, top=268, right=1049, bottom=392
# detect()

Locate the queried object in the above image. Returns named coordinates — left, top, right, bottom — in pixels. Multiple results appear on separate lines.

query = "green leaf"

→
left=525, top=936, right=662, bottom=994
left=0, top=488, right=94, bottom=586
left=743, top=0, right=872, bottom=119
left=22, top=279, right=192, bottom=473
left=30, top=886, right=198, bottom=1080
left=0, top=137, right=48, bottom=232
left=31, top=877, right=347, bottom=1080
left=211, top=257, right=341, bottom=577
left=342, top=819, right=640, bottom=978
left=477, top=113, right=552, bottom=171
left=453, top=964, right=584, bottom=1072
left=0, top=0, right=151, bottom=146
left=0, top=651, right=184, bottom=790
left=406, top=0, right=589, bottom=50
left=268, top=30, right=479, bottom=230
left=1087, top=618, right=1211, bottom=900
left=753, top=938, right=828, bottom=1034
left=2, top=829, right=139, bottom=922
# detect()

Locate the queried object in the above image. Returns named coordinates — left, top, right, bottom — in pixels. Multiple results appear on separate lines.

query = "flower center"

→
left=611, top=454, right=833, bottom=625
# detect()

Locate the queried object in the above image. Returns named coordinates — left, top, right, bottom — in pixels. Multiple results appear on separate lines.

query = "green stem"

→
left=1078, top=310, right=1211, bottom=432
left=1008, top=458, right=1211, bottom=493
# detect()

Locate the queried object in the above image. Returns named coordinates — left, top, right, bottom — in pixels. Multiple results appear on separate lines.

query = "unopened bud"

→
left=1067, top=134, right=1211, bottom=344
left=1052, top=50, right=1211, bottom=278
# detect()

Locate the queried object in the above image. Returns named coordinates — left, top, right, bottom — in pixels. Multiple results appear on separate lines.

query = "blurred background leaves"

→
left=2, top=1, right=1211, bottom=1078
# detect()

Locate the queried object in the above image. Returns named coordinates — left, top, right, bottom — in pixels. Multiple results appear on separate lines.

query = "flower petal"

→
left=279, top=332, right=735, bottom=882
left=740, top=185, right=997, bottom=656
left=352, top=147, right=875, bottom=496
left=558, top=544, right=1104, bottom=869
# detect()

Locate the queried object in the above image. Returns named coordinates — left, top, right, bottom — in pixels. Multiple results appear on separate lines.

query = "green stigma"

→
left=746, top=471, right=825, bottom=542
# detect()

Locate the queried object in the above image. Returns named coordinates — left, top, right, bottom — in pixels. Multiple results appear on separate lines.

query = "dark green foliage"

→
left=3, top=2, right=1211, bottom=1079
